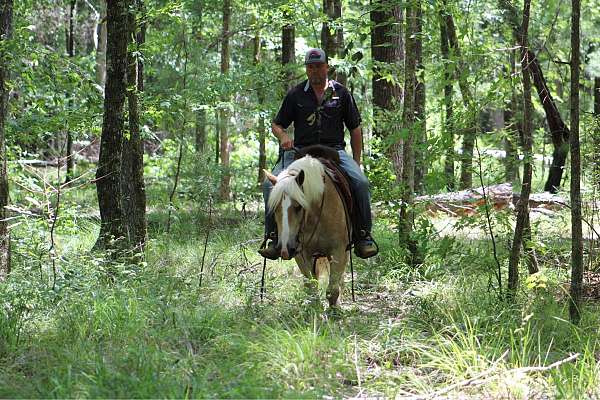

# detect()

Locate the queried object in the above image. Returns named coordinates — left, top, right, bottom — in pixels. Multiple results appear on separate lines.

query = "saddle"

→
left=295, top=145, right=354, bottom=221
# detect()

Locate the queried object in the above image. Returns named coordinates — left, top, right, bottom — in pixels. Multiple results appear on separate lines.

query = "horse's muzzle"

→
left=281, top=246, right=297, bottom=260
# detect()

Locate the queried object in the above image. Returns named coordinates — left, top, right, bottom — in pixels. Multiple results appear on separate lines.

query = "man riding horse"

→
left=259, top=48, right=378, bottom=260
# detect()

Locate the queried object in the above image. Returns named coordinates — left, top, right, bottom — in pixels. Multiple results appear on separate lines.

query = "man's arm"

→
left=272, top=122, right=294, bottom=150
left=350, top=126, right=362, bottom=166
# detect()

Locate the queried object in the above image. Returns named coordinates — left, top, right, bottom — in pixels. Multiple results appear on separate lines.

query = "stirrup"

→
left=258, top=234, right=280, bottom=260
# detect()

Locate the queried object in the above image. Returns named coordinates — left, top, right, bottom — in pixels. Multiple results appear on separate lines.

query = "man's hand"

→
left=272, top=122, right=294, bottom=150
left=279, top=133, right=294, bottom=150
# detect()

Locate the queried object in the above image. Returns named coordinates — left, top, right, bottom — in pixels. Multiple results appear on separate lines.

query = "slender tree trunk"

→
left=95, top=0, right=130, bottom=249
left=442, top=10, right=475, bottom=189
left=218, top=0, right=231, bottom=201
left=414, top=2, right=426, bottom=194
left=281, top=16, right=295, bottom=92
left=504, top=45, right=519, bottom=184
left=439, top=3, right=454, bottom=191
left=508, top=0, right=534, bottom=295
left=65, top=0, right=76, bottom=183
left=593, top=77, right=599, bottom=185
left=0, top=0, right=13, bottom=281
left=569, top=0, right=582, bottom=324
left=321, top=0, right=345, bottom=85
left=254, top=30, right=266, bottom=184
left=195, top=108, right=207, bottom=152
left=192, top=1, right=206, bottom=155
left=95, top=0, right=107, bottom=88
left=214, top=109, right=219, bottom=163
left=498, top=0, right=570, bottom=193
left=401, top=1, right=418, bottom=263
left=121, top=0, right=147, bottom=251
left=595, top=77, right=600, bottom=116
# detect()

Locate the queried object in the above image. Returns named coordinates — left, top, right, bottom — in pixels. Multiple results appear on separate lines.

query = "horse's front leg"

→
left=326, top=248, right=348, bottom=308
left=296, top=254, right=319, bottom=299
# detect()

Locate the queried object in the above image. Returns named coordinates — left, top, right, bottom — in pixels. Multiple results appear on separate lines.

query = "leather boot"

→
left=258, top=233, right=280, bottom=260
left=354, top=230, right=378, bottom=259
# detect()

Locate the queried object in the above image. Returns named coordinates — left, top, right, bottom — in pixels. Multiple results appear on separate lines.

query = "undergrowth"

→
left=0, top=188, right=599, bottom=398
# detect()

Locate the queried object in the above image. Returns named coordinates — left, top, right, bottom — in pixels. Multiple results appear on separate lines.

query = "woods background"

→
left=0, top=0, right=599, bottom=397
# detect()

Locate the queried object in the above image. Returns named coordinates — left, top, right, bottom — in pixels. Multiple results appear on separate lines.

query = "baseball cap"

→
left=304, top=48, right=327, bottom=65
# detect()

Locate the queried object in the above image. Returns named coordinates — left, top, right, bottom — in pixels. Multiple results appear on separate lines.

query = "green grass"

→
left=1, top=188, right=599, bottom=398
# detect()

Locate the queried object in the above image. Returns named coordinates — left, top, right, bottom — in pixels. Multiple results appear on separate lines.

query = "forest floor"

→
left=1, top=172, right=600, bottom=398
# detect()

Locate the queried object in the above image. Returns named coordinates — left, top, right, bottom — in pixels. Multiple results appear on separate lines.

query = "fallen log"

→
left=415, top=183, right=568, bottom=216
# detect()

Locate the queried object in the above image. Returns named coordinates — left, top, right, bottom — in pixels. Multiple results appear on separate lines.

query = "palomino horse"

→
left=265, top=155, right=351, bottom=307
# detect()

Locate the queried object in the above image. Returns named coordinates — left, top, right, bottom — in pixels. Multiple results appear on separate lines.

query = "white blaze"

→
left=281, top=195, right=291, bottom=250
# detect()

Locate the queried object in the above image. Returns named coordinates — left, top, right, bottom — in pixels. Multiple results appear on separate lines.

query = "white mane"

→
left=268, top=156, right=325, bottom=212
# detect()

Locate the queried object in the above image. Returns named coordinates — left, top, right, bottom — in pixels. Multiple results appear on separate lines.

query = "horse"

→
left=264, top=154, right=351, bottom=307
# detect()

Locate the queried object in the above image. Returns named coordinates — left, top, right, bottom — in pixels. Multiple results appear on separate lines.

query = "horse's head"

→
left=266, top=156, right=325, bottom=260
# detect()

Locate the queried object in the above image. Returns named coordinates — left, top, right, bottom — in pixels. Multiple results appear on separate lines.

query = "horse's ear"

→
left=296, top=170, right=305, bottom=186
left=264, top=170, right=277, bottom=184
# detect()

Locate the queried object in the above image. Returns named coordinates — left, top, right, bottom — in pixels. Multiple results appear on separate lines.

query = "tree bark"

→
left=120, top=0, right=147, bottom=251
left=65, top=0, right=77, bottom=183
left=401, top=1, right=418, bottom=263
left=254, top=30, right=266, bottom=184
left=439, top=3, right=454, bottom=191
left=321, top=0, right=345, bottom=85
left=281, top=16, right=295, bottom=92
left=568, top=0, right=582, bottom=324
left=593, top=77, right=599, bottom=185
left=508, top=0, right=534, bottom=295
left=370, top=0, right=403, bottom=177
left=414, top=2, right=426, bottom=194
left=95, top=0, right=107, bottom=88
left=95, top=0, right=129, bottom=249
left=443, top=10, right=475, bottom=189
left=218, top=0, right=231, bottom=201
left=0, top=0, right=13, bottom=281
left=195, top=108, right=207, bottom=152
left=504, top=46, right=520, bottom=184
left=498, top=0, right=570, bottom=193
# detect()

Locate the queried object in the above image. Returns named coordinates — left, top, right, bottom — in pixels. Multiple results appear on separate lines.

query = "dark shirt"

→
left=273, top=80, right=362, bottom=149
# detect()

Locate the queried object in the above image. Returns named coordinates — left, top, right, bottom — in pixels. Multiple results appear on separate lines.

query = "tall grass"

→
left=1, top=187, right=599, bottom=398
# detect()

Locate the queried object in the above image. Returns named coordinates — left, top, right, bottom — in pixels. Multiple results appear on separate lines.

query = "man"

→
left=259, top=48, right=378, bottom=259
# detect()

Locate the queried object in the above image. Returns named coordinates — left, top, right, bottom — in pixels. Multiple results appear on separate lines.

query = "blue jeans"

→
left=262, top=149, right=372, bottom=237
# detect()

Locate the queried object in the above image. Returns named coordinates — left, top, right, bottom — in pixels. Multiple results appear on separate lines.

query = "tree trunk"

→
left=370, top=0, right=403, bottom=176
left=498, top=0, right=570, bottom=193
left=281, top=16, right=295, bottom=92
left=95, top=0, right=107, bottom=88
left=504, top=46, right=519, bottom=184
left=65, top=0, right=76, bottom=183
left=595, top=77, right=600, bottom=116
left=508, top=0, right=534, bottom=295
left=439, top=3, right=454, bottom=191
left=195, top=108, right=207, bottom=152
left=95, top=0, right=129, bottom=249
left=254, top=29, right=266, bottom=184
left=414, top=2, right=426, bottom=194
left=120, top=0, right=147, bottom=251
left=593, top=77, right=599, bottom=185
left=401, top=1, right=418, bottom=263
left=218, top=0, right=231, bottom=201
left=568, top=0, right=582, bottom=324
left=321, top=0, right=345, bottom=85
left=0, top=0, right=13, bottom=281
left=214, top=109, right=219, bottom=163
left=443, top=10, right=475, bottom=189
